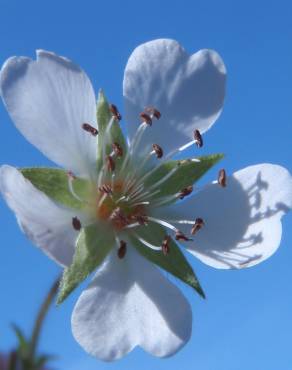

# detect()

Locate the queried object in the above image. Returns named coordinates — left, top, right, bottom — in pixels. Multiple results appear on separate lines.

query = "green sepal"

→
left=129, top=222, right=205, bottom=298
left=57, top=223, right=114, bottom=304
left=96, top=90, right=127, bottom=172
left=144, top=154, right=224, bottom=203
left=21, top=168, right=92, bottom=210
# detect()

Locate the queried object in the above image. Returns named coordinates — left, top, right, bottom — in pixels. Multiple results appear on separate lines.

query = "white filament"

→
left=68, top=177, right=84, bottom=202
left=146, top=166, right=179, bottom=193
left=132, top=233, right=162, bottom=251
left=167, top=219, right=195, bottom=225
left=148, top=217, right=178, bottom=232
left=102, top=116, right=115, bottom=163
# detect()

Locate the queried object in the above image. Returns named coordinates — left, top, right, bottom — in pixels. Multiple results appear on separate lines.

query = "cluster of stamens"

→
left=74, top=105, right=227, bottom=259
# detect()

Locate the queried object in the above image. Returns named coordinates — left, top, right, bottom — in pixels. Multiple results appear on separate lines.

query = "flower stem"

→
left=29, top=275, right=61, bottom=360
left=7, top=351, right=17, bottom=370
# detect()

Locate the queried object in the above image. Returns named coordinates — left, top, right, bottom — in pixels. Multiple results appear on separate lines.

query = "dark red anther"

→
left=218, top=169, right=227, bottom=187
left=72, top=217, right=82, bottom=231
left=152, top=144, right=163, bottom=158
left=191, top=218, right=205, bottom=235
left=194, top=129, right=203, bottom=148
left=162, top=235, right=171, bottom=256
left=145, top=106, right=161, bottom=120
left=67, top=171, right=76, bottom=180
left=112, top=142, right=123, bottom=157
left=82, top=123, right=98, bottom=136
left=175, top=230, right=191, bottom=241
left=98, top=184, right=113, bottom=195
left=109, top=104, right=122, bottom=121
left=106, top=155, right=115, bottom=172
left=135, top=215, right=149, bottom=225
left=179, top=185, right=193, bottom=200
left=110, top=207, right=129, bottom=228
left=140, top=112, right=152, bottom=126
left=118, top=240, right=127, bottom=259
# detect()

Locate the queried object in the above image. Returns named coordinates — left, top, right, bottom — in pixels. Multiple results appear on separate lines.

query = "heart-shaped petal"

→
left=123, top=39, right=226, bottom=155
left=157, top=164, right=292, bottom=269
left=0, top=51, right=97, bottom=177
left=0, top=165, right=88, bottom=266
left=71, top=247, right=192, bottom=361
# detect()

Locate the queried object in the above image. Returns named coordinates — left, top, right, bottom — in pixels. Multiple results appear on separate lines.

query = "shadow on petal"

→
left=185, top=168, right=291, bottom=268
left=134, top=260, right=192, bottom=345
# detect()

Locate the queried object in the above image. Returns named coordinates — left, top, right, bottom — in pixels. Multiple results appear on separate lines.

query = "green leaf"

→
left=21, top=168, right=92, bottom=210
left=34, top=354, right=57, bottom=369
left=96, top=90, right=127, bottom=172
left=130, top=222, right=205, bottom=298
left=11, top=324, right=29, bottom=358
left=57, top=223, right=114, bottom=304
left=143, top=154, right=224, bottom=203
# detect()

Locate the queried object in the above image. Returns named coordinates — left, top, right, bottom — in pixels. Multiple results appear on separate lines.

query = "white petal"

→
left=0, top=165, right=87, bottom=266
left=161, top=164, right=292, bottom=269
left=72, top=247, right=192, bottom=361
left=0, top=51, right=97, bottom=177
left=123, top=39, right=226, bottom=154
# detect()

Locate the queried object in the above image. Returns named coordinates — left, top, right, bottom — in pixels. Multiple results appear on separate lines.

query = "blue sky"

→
left=0, top=0, right=292, bottom=369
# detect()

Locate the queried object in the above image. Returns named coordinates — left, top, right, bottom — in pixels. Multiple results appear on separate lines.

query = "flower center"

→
left=96, top=180, right=147, bottom=230
left=70, top=104, right=227, bottom=257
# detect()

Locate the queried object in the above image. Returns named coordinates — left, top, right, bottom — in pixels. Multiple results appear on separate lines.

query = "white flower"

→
left=0, top=39, right=292, bottom=361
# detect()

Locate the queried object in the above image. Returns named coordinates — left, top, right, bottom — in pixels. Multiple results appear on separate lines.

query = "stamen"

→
left=127, top=182, right=144, bottom=198
left=130, top=122, right=147, bottom=153
left=106, top=155, right=115, bottom=172
left=97, top=193, right=107, bottom=209
left=123, top=148, right=155, bottom=193
left=179, top=185, right=193, bottom=200
left=111, top=173, right=115, bottom=189
left=167, top=219, right=195, bottom=225
left=97, top=167, right=105, bottom=188
left=117, top=240, right=127, bottom=259
left=150, top=194, right=179, bottom=208
left=191, top=218, right=205, bottom=235
left=218, top=169, right=227, bottom=187
left=130, top=188, right=161, bottom=203
left=145, top=106, right=161, bottom=120
left=124, top=222, right=140, bottom=229
left=112, top=142, right=123, bottom=157
left=162, top=235, right=171, bottom=255
left=72, top=217, right=82, bottom=231
left=102, top=117, right=115, bottom=163
left=109, top=207, right=129, bottom=228
left=123, top=177, right=137, bottom=195
left=135, top=160, right=182, bottom=196
left=194, top=129, right=203, bottom=148
left=140, top=112, right=152, bottom=126
left=131, top=214, right=149, bottom=225
left=82, top=123, right=98, bottom=136
left=98, top=184, right=113, bottom=195
left=109, top=104, right=122, bottom=121
left=148, top=216, right=177, bottom=232
left=132, top=233, right=162, bottom=251
left=131, top=201, right=150, bottom=207
left=175, top=230, right=192, bottom=241
left=131, top=202, right=150, bottom=207
left=120, top=122, right=147, bottom=177
left=163, top=130, right=203, bottom=160
left=146, top=165, right=179, bottom=193
left=117, top=195, right=127, bottom=203
left=67, top=172, right=85, bottom=202
left=152, top=144, right=163, bottom=158
left=67, top=171, right=76, bottom=180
